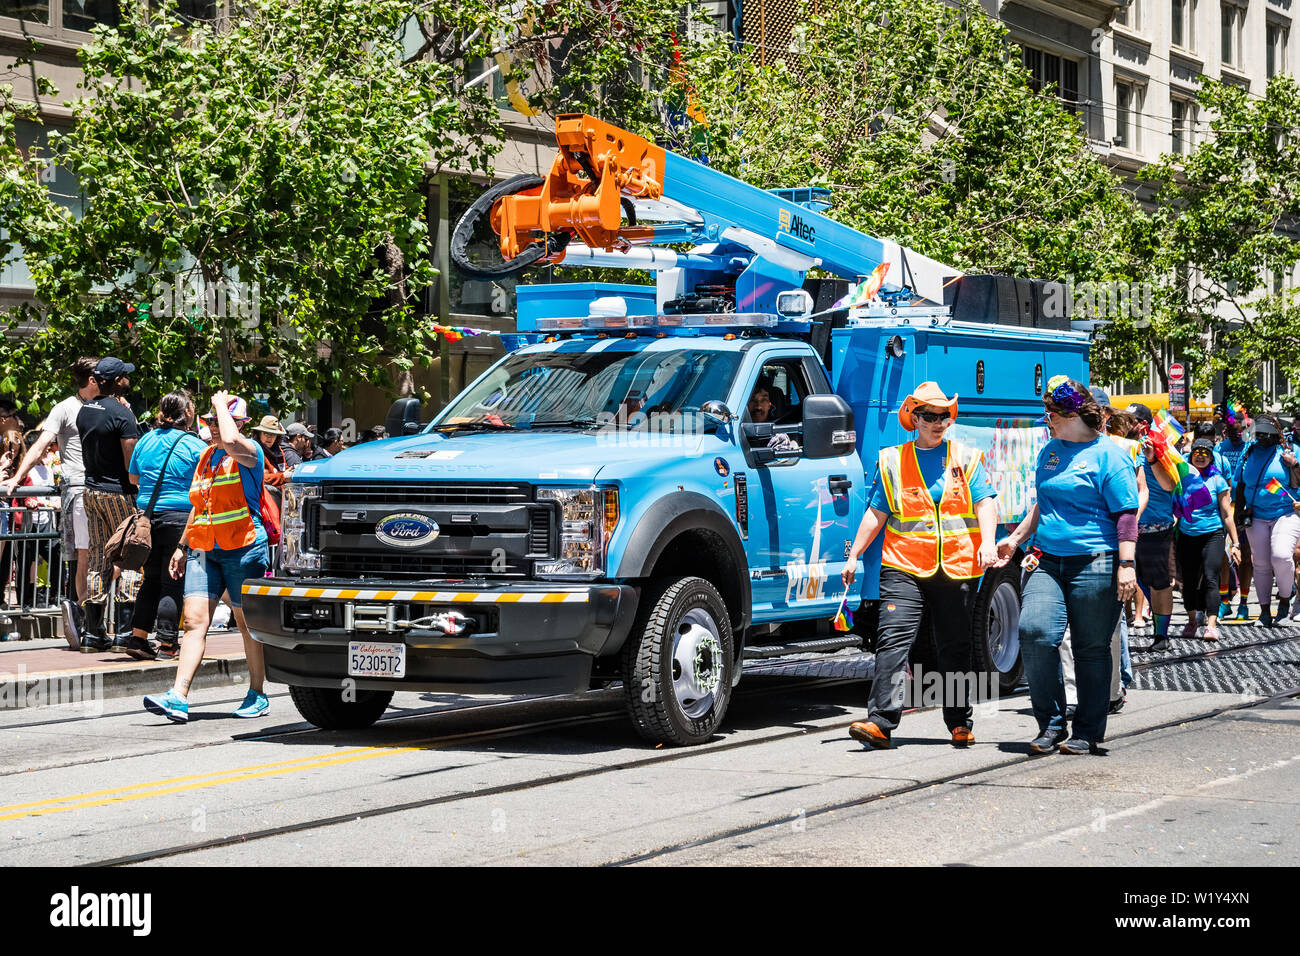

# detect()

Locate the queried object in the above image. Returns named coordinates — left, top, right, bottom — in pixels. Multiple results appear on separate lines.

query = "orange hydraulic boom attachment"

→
left=490, top=113, right=666, bottom=265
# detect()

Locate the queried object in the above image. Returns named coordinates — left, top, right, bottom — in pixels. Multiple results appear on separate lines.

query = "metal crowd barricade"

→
left=0, top=485, right=65, bottom=640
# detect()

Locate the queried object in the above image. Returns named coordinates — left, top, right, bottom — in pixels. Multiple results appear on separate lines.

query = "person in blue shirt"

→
left=125, top=392, right=208, bottom=661
left=997, top=377, right=1139, bottom=756
left=1233, top=415, right=1300, bottom=627
left=842, top=381, right=999, bottom=750
left=1173, top=439, right=1240, bottom=643
left=1217, top=413, right=1254, bottom=619
left=1125, top=403, right=1179, bottom=651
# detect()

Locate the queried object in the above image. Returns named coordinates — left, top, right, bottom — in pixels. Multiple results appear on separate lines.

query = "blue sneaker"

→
left=1235, top=602, right=1251, bottom=621
left=144, top=690, right=189, bottom=723
left=1217, top=602, right=1232, bottom=619
left=232, top=689, right=269, bottom=718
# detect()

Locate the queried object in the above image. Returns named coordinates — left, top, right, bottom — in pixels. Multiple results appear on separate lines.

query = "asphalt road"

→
left=0, top=651, right=1295, bottom=867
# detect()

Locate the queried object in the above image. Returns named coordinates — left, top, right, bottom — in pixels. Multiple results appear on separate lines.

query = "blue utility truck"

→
left=241, top=115, right=1088, bottom=744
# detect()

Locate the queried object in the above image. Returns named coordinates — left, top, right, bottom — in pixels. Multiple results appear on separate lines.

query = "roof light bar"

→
left=533, top=313, right=783, bottom=333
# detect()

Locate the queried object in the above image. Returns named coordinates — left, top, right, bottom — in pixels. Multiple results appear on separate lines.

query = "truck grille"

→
left=313, top=482, right=551, bottom=581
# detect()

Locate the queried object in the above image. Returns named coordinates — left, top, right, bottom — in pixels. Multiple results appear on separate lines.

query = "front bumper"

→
left=241, top=578, right=638, bottom=696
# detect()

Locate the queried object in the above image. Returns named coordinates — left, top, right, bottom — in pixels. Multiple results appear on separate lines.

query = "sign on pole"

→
left=1168, top=362, right=1188, bottom=422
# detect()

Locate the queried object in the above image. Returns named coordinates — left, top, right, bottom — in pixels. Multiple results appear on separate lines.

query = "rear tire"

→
left=622, top=576, right=734, bottom=746
left=972, top=562, right=1024, bottom=693
left=289, top=685, right=393, bottom=730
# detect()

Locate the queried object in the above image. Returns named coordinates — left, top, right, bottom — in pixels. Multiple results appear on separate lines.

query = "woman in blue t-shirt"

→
left=1174, top=439, right=1239, bottom=643
left=996, top=377, right=1139, bottom=756
left=1234, top=415, right=1300, bottom=626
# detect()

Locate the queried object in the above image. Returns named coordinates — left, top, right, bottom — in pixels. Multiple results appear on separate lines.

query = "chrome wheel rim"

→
left=988, top=580, right=1021, bottom=675
left=672, top=607, right=723, bottom=719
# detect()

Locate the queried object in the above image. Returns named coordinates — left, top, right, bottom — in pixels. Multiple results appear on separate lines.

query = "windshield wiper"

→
left=432, top=421, right=517, bottom=433
left=526, top=417, right=609, bottom=430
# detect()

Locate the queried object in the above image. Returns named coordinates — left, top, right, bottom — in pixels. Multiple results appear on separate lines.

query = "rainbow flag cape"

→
left=1147, top=428, right=1213, bottom=518
left=831, top=591, right=854, bottom=633
left=1264, top=477, right=1296, bottom=499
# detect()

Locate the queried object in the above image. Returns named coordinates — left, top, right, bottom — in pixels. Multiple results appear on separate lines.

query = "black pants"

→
left=1175, top=529, right=1226, bottom=617
left=868, top=568, right=976, bottom=734
left=133, top=512, right=189, bottom=642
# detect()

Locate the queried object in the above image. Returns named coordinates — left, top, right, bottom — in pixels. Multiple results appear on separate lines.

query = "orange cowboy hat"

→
left=898, top=382, right=959, bottom=431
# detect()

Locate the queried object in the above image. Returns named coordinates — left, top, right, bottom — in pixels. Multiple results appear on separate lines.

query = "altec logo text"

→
left=49, top=886, right=152, bottom=936
left=778, top=209, right=816, bottom=244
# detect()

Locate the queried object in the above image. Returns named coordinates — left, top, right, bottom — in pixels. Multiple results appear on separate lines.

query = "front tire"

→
left=289, top=685, right=394, bottom=730
left=622, top=576, right=734, bottom=746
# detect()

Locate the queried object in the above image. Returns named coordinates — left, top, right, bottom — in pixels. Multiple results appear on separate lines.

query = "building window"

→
left=1221, top=3, right=1244, bottom=68
left=1171, top=0, right=1196, bottom=50
left=1117, top=0, right=1142, bottom=29
left=1267, top=22, right=1289, bottom=78
left=1022, top=47, right=1081, bottom=108
left=62, top=0, right=117, bottom=33
left=0, top=0, right=49, bottom=23
left=1115, top=80, right=1143, bottom=151
left=1171, top=98, right=1197, bottom=154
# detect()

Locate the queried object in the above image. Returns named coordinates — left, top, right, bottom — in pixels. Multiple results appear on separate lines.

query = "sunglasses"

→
left=915, top=410, right=950, bottom=424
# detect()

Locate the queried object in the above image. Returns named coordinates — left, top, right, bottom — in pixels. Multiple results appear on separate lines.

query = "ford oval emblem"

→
left=375, top=513, right=440, bottom=549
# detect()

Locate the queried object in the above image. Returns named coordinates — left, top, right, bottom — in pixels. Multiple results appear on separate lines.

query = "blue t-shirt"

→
left=1217, top=437, right=1251, bottom=486
left=1140, top=458, right=1177, bottom=527
left=1237, top=444, right=1297, bottom=521
left=1033, top=437, right=1139, bottom=555
left=128, top=429, right=208, bottom=512
left=1179, top=472, right=1229, bottom=536
left=207, top=443, right=267, bottom=549
left=868, top=441, right=996, bottom=512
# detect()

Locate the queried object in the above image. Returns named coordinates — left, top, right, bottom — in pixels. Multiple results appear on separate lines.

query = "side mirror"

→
left=701, top=400, right=733, bottom=426
left=385, top=397, right=423, bottom=437
left=802, top=394, right=856, bottom=459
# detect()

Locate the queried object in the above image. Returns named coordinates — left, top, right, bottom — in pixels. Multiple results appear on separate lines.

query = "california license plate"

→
left=347, top=641, right=406, bottom=679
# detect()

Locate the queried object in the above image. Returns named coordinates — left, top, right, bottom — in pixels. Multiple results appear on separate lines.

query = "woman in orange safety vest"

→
left=143, top=391, right=273, bottom=724
left=841, top=382, right=1000, bottom=750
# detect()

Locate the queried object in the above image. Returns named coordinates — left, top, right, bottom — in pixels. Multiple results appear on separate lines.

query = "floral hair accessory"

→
left=1047, top=375, right=1085, bottom=411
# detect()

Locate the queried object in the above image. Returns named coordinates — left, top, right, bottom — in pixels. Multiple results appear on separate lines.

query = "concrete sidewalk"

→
left=0, top=628, right=251, bottom=707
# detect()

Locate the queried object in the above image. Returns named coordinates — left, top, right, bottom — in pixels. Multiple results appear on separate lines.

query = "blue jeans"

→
left=1020, top=551, right=1121, bottom=743
left=1119, top=615, right=1132, bottom=689
left=183, top=542, right=270, bottom=609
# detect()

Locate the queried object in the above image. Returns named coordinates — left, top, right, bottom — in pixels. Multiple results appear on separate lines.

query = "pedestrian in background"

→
left=1126, top=403, right=1179, bottom=652
left=286, top=422, right=326, bottom=463
left=0, top=358, right=99, bottom=645
left=841, top=382, right=999, bottom=750
left=318, top=427, right=345, bottom=457
left=126, top=392, right=207, bottom=662
left=1173, top=438, right=1238, bottom=643
left=1233, top=415, right=1300, bottom=626
left=251, top=415, right=297, bottom=506
left=1217, top=409, right=1254, bottom=620
left=144, top=392, right=271, bottom=722
left=76, top=357, right=141, bottom=654
left=997, top=377, right=1138, bottom=756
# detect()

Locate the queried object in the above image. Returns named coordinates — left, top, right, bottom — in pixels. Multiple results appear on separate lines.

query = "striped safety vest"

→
left=878, top=439, right=983, bottom=580
left=184, top=446, right=259, bottom=551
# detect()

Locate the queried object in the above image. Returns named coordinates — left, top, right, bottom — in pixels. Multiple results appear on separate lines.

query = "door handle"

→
left=829, top=475, right=852, bottom=495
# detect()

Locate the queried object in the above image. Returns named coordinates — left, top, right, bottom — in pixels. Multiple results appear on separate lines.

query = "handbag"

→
left=106, top=433, right=185, bottom=572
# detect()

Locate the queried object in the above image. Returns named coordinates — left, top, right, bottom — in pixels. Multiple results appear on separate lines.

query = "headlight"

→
left=280, top=482, right=321, bottom=574
left=535, top=485, right=619, bottom=579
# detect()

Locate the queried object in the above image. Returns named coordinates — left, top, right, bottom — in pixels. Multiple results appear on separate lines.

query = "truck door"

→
left=740, top=352, right=866, bottom=622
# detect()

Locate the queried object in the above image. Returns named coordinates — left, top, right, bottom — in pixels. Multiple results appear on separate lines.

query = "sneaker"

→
left=1203, top=624, right=1220, bottom=643
left=232, top=689, right=270, bottom=719
left=1109, top=695, right=1126, bottom=714
left=1254, top=608, right=1274, bottom=628
left=79, top=633, right=113, bottom=654
left=1060, top=737, right=1099, bottom=755
left=143, top=690, right=189, bottom=723
left=1217, top=602, right=1232, bottom=620
left=60, top=599, right=81, bottom=650
left=1029, top=728, right=1069, bottom=755
left=1148, top=636, right=1170, bottom=653
left=156, top=642, right=179, bottom=662
left=1180, top=620, right=1199, bottom=639
left=951, top=726, right=975, bottom=748
left=1235, top=603, right=1251, bottom=621
left=848, top=720, right=890, bottom=750
left=112, top=635, right=157, bottom=661
left=1131, top=617, right=1149, bottom=631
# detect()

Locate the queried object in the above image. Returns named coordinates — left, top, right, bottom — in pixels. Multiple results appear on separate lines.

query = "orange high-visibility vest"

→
left=878, top=439, right=983, bottom=580
left=184, top=446, right=259, bottom=551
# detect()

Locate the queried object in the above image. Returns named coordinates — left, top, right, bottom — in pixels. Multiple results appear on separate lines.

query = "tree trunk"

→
left=378, top=235, right=407, bottom=309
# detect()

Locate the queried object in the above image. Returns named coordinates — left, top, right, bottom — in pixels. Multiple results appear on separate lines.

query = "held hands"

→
left=992, top=538, right=1017, bottom=568
left=977, top=541, right=999, bottom=570
left=1117, top=564, right=1137, bottom=602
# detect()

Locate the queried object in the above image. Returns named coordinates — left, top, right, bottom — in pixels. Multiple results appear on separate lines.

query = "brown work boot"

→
left=951, top=726, right=975, bottom=748
left=848, top=720, right=891, bottom=750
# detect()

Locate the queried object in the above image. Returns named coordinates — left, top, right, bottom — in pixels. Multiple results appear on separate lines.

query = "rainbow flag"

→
left=831, top=592, right=854, bottom=633
left=832, top=262, right=890, bottom=310
left=1227, top=400, right=1250, bottom=425
left=1264, top=477, right=1296, bottom=499
left=1155, top=407, right=1185, bottom=444
left=1147, top=429, right=1213, bottom=518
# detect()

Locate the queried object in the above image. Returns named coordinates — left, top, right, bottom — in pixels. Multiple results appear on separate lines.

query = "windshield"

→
left=437, top=346, right=743, bottom=432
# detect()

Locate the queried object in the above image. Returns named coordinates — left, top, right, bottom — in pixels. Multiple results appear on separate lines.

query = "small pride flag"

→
left=831, top=591, right=854, bottom=633
left=832, top=262, right=891, bottom=310
left=1264, top=477, right=1296, bottom=499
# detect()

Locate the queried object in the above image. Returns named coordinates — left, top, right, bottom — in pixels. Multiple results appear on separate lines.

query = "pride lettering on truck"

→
left=241, top=114, right=1086, bottom=745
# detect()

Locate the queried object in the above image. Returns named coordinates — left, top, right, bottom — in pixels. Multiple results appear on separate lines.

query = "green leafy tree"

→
left=1092, top=76, right=1300, bottom=412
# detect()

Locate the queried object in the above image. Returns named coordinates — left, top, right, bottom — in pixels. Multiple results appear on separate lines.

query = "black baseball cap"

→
left=1254, top=417, right=1281, bottom=436
left=93, top=357, right=135, bottom=379
left=1126, top=402, right=1154, bottom=425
